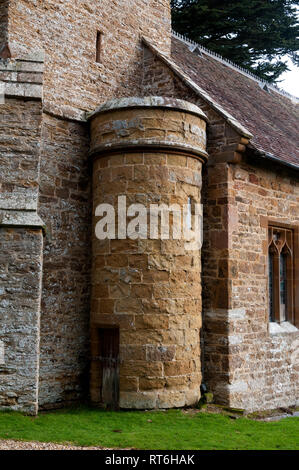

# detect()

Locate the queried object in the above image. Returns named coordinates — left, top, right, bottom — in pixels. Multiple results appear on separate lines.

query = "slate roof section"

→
left=171, top=35, right=299, bottom=169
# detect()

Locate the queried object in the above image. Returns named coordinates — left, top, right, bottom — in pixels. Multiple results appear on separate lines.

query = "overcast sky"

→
left=280, top=4, right=299, bottom=97
left=280, top=58, right=299, bottom=97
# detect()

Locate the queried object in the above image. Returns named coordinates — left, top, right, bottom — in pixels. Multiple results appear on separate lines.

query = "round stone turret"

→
left=88, top=97, right=207, bottom=409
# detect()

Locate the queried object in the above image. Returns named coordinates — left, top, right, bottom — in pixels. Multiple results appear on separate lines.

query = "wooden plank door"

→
left=98, top=328, right=119, bottom=409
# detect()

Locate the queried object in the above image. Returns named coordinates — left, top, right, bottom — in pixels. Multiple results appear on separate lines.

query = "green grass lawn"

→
left=0, top=406, right=298, bottom=450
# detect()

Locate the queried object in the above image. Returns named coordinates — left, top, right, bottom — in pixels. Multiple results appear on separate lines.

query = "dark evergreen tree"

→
left=171, top=0, right=299, bottom=82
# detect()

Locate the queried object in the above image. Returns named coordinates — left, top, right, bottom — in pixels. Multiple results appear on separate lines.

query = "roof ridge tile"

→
left=172, top=30, right=299, bottom=104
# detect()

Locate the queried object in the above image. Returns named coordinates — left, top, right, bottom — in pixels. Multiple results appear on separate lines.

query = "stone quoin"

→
left=0, top=0, right=298, bottom=414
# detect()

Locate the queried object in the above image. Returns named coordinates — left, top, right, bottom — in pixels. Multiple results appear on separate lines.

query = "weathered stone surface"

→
left=0, top=228, right=43, bottom=414
left=0, top=0, right=297, bottom=415
left=0, top=98, right=42, bottom=212
left=89, top=98, right=207, bottom=160
left=0, top=211, right=44, bottom=229
left=142, top=44, right=299, bottom=411
left=203, top=162, right=299, bottom=412
left=90, top=102, right=204, bottom=409
left=2, top=0, right=171, bottom=113
left=37, top=114, right=91, bottom=408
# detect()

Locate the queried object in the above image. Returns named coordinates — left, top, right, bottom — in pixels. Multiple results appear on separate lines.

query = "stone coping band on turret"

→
left=88, top=96, right=209, bottom=162
left=86, top=96, right=208, bottom=122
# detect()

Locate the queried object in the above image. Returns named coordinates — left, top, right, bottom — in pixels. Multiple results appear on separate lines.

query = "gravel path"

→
left=0, top=439, right=111, bottom=450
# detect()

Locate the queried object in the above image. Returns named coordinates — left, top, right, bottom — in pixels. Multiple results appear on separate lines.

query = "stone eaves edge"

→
left=248, top=144, right=299, bottom=172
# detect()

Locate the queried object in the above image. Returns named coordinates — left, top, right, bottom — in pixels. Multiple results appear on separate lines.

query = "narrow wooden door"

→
left=98, top=328, right=119, bottom=409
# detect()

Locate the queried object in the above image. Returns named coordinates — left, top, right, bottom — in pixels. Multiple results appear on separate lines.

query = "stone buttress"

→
left=0, top=55, right=44, bottom=414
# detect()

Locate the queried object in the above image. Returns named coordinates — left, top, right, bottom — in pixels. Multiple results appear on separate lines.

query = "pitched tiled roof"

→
left=171, top=35, right=299, bottom=169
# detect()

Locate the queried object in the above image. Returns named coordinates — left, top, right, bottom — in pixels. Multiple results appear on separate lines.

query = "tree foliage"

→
left=171, top=0, right=299, bottom=82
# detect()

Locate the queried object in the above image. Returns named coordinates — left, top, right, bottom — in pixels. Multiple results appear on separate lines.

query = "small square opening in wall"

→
left=96, top=31, right=102, bottom=63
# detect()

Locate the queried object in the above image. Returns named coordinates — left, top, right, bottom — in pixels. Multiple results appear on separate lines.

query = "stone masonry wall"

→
left=229, top=160, right=298, bottom=411
left=37, top=113, right=91, bottom=408
left=0, top=227, right=43, bottom=415
left=204, top=159, right=299, bottom=411
left=142, top=46, right=246, bottom=165
left=142, top=44, right=299, bottom=411
left=202, top=161, right=244, bottom=405
left=91, top=151, right=203, bottom=409
left=1, top=2, right=297, bottom=414
left=4, top=0, right=171, bottom=115
left=89, top=101, right=206, bottom=409
left=0, top=64, right=44, bottom=412
left=0, top=66, right=92, bottom=410
left=0, top=1, right=172, bottom=409
left=0, top=97, right=42, bottom=212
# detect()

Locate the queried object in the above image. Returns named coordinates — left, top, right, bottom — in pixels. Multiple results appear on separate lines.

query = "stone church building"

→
left=0, top=0, right=298, bottom=415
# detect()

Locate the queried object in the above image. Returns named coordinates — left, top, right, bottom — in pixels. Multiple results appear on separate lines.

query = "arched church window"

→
left=268, top=242, right=276, bottom=322
left=268, top=225, right=295, bottom=324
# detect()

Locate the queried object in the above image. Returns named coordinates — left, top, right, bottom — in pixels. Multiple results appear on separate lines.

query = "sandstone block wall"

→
left=0, top=0, right=172, bottom=411
left=142, top=45, right=246, bottom=165
left=203, top=160, right=299, bottom=411
left=89, top=99, right=206, bottom=409
left=2, top=0, right=171, bottom=115
left=0, top=1, right=297, bottom=414
left=0, top=55, right=91, bottom=409
left=142, top=45, right=299, bottom=411
left=0, top=3, right=173, bottom=409
left=37, top=114, right=91, bottom=408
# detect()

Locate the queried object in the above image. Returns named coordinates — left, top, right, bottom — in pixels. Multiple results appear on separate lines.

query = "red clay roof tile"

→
left=171, top=36, right=299, bottom=168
